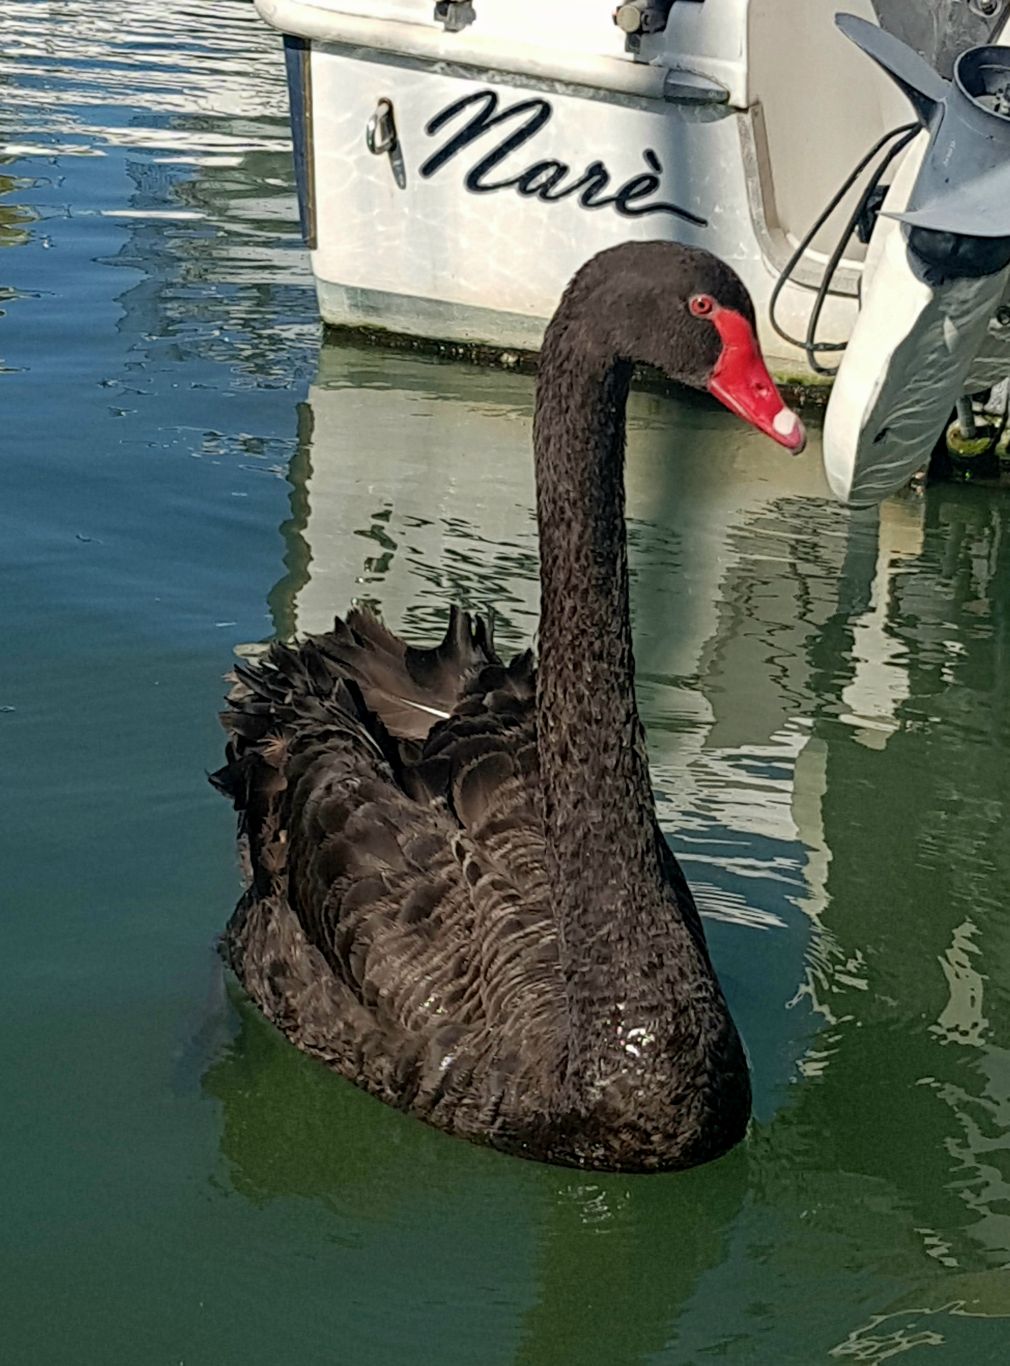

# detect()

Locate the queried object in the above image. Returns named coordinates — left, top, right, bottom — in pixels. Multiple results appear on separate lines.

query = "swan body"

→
left=213, top=241, right=805, bottom=1171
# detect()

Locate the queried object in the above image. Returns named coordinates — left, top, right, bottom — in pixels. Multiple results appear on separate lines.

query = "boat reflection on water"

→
left=207, top=344, right=1010, bottom=1361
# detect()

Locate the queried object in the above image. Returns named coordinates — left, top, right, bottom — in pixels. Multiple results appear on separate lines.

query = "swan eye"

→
left=689, top=294, right=715, bottom=318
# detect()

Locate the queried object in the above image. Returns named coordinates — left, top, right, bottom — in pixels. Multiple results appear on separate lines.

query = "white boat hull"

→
left=308, top=60, right=839, bottom=374
left=264, top=0, right=904, bottom=382
left=260, top=0, right=1010, bottom=503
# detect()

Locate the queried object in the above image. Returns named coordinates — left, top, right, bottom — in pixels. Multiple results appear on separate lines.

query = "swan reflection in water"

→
left=205, top=345, right=1010, bottom=1363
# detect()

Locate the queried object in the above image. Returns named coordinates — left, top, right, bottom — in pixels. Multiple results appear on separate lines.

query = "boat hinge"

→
left=433, top=2, right=475, bottom=32
left=614, top=0, right=703, bottom=53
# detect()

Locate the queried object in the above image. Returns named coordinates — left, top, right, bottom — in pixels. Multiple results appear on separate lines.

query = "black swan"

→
left=213, top=241, right=806, bottom=1172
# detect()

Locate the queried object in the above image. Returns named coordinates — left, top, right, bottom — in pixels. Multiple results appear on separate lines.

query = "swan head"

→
left=555, top=241, right=806, bottom=454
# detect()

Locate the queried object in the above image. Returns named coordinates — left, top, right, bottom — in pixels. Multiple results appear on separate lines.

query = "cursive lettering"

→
left=419, top=90, right=706, bottom=227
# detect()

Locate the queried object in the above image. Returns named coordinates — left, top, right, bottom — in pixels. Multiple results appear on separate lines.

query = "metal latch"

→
left=365, top=98, right=406, bottom=188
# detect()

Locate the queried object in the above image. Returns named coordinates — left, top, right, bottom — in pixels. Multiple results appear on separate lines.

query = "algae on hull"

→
left=322, top=321, right=833, bottom=415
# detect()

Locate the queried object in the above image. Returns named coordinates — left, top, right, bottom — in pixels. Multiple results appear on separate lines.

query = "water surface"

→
left=4, top=4, right=1010, bottom=1362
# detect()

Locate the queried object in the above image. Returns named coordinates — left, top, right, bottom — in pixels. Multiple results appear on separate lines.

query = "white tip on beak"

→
left=772, top=407, right=807, bottom=454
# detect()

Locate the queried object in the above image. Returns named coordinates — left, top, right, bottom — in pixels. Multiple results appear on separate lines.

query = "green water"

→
left=4, top=3, right=1010, bottom=1361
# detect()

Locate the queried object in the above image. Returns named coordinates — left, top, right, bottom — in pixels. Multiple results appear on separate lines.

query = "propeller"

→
left=838, top=13, right=1010, bottom=271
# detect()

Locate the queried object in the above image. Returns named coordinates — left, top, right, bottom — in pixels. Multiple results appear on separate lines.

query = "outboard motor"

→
left=822, top=14, right=1010, bottom=504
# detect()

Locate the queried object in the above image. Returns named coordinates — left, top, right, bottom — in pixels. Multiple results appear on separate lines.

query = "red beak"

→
left=706, top=308, right=806, bottom=454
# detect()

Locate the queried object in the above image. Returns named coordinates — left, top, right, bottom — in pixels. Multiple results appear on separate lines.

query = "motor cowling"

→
left=822, top=16, right=1010, bottom=504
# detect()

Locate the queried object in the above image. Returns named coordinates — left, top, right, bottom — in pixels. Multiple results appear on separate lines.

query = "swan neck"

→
left=532, top=340, right=695, bottom=950
left=533, top=348, right=649, bottom=865
left=531, top=330, right=747, bottom=1151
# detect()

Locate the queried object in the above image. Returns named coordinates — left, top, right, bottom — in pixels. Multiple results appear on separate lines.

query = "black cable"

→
left=769, top=122, right=919, bottom=375
left=801, top=125, right=920, bottom=375
left=769, top=122, right=916, bottom=346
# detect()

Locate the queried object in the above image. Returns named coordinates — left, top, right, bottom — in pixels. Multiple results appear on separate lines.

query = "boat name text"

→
left=419, top=90, right=706, bottom=227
